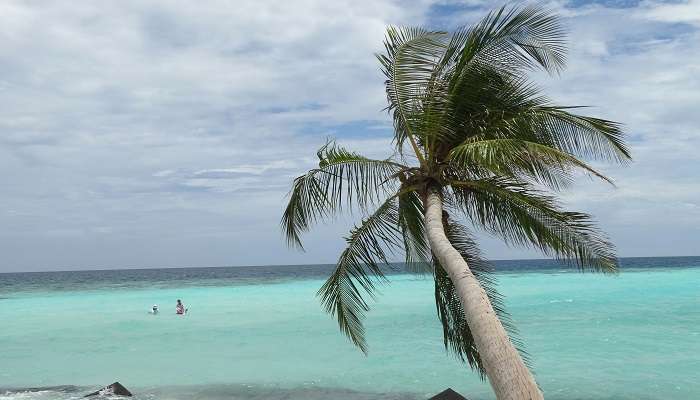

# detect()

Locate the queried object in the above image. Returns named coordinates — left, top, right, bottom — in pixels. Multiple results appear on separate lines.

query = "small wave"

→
left=0, top=386, right=82, bottom=400
left=0, top=391, right=65, bottom=400
left=549, top=299, right=574, bottom=304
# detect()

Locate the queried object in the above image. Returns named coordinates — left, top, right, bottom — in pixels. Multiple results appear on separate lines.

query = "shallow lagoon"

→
left=1, top=259, right=699, bottom=399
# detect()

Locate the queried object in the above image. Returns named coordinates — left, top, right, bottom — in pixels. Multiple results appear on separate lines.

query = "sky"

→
left=1, top=0, right=699, bottom=272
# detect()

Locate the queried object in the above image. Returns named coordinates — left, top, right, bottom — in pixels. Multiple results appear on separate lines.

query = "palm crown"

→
left=281, top=5, right=630, bottom=377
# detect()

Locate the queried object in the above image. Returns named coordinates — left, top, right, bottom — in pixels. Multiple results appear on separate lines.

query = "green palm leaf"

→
left=455, top=5, right=567, bottom=77
left=451, top=177, right=617, bottom=272
left=535, top=107, right=630, bottom=163
left=282, top=142, right=406, bottom=249
left=377, top=26, right=447, bottom=160
left=318, top=195, right=403, bottom=353
left=398, top=189, right=431, bottom=272
left=435, top=67, right=629, bottom=164
left=448, top=138, right=614, bottom=190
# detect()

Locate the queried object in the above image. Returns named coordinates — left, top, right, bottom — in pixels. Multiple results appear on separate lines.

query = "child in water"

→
left=176, top=299, right=187, bottom=315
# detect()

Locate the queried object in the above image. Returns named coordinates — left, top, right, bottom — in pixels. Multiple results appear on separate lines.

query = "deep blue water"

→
left=1, top=256, right=698, bottom=294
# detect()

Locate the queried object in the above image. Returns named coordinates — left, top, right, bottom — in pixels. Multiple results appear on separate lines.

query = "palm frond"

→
left=377, top=26, right=448, bottom=158
left=535, top=107, right=630, bottom=163
left=456, top=5, right=567, bottom=78
left=448, top=138, right=614, bottom=190
left=431, top=63, right=630, bottom=165
left=457, top=88, right=630, bottom=163
left=282, top=142, right=406, bottom=249
left=409, top=3, right=569, bottom=160
left=318, top=195, right=403, bottom=353
left=450, top=177, right=618, bottom=272
left=434, top=217, right=531, bottom=378
left=397, top=189, right=431, bottom=272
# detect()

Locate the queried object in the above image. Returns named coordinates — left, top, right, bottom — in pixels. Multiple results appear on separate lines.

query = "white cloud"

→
left=524, top=0, right=700, bottom=257
left=0, top=0, right=434, bottom=271
left=1, top=0, right=699, bottom=271
left=641, top=0, right=700, bottom=24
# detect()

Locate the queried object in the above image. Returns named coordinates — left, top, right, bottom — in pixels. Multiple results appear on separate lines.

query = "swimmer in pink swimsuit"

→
left=176, top=299, right=186, bottom=315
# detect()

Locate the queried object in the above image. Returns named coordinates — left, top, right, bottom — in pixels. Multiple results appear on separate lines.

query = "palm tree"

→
left=281, top=5, right=630, bottom=400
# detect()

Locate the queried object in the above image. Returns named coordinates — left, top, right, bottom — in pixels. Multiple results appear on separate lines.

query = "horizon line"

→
left=2, top=255, right=699, bottom=274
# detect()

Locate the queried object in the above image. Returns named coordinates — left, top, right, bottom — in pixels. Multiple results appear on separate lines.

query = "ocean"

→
left=1, top=257, right=699, bottom=400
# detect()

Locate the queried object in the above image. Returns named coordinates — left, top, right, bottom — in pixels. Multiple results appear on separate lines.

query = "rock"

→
left=84, top=382, right=132, bottom=397
left=427, top=388, right=469, bottom=400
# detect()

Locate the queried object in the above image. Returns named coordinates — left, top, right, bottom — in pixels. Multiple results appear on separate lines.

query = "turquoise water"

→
left=1, top=261, right=699, bottom=399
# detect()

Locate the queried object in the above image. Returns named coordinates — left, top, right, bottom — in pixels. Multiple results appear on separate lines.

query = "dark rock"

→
left=84, top=382, right=132, bottom=397
left=427, top=388, right=469, bottom=400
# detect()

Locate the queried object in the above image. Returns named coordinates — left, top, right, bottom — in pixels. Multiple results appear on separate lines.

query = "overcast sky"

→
left=1, top=0, right=699, bottom=272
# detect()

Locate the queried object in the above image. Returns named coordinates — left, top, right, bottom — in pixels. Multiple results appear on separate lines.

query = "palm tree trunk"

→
left=424, top=188, right=543, bottom=400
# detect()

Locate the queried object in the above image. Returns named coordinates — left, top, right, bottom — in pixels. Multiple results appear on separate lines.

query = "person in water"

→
left=176, top=299, right=186, bottom=315
left=151, top=304, right=159, bottom=314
